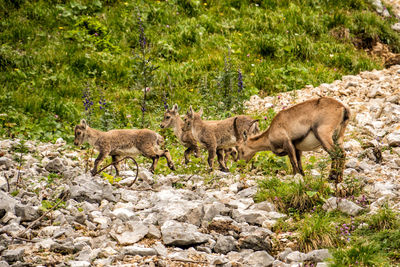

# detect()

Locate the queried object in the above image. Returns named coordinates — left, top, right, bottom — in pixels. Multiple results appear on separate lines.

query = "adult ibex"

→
left=74, top=119, right=175, bottom=176
left=183, top=106, right=259, bottom=172
left=238, top=97, right=350, bottom=183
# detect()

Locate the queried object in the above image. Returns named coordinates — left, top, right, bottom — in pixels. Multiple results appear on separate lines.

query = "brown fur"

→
left=161, top=104, right=242, bottom=165
left=74, top=119, right=175, bottom=176
left=160, top=104, right=200, bottom=164
left=238, top=97, right=350, bottom=183
left=183, top=107, right=259, bottom=172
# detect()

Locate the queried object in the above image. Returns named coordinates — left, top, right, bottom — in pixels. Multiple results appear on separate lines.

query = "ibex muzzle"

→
left=238, top=97, right=350, bottom=183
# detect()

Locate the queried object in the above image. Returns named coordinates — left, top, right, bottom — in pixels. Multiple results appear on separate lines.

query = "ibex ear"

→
left=80, top=119, right=88, bottom=129
left=187, top=106, right=194, bottom=118
left=172, top=104, right=178, bottom=112
left=250, top=119, right=260, bottom=134
left=243, top=130, right=248, bottom=142
left=198, top=107, right=203, bottom=117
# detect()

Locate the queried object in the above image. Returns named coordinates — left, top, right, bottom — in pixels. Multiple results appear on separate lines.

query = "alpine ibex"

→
left=160, top=104, right=241, bottom=165
left=183, top=107, right=259, bottom=172
left=238, top=97, right=350, bottom=183
left=74, top=119, right=175, bottom=176
left=160, top=104, right=200, bottom=164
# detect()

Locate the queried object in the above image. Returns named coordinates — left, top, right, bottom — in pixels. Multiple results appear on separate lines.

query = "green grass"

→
left=1, top=0, right=399, bottom=141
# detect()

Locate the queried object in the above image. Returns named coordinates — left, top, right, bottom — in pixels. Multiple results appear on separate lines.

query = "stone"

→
left=147, top=224, right=161, bottom=239
left=337, top=199, right=364, bottom=216
left=50, top=241, right=76, bottom=255
left=122, top=245, right=157, bottom=256
left=203, top=202, right=228, bottom=222
left=0, top=261, right=9, bottom=267
left=69, top=174, right=116, bottom=203
left=214, top=235, right=238, bottom=254
left=111, top=208, right=136, bottom=222
left=45, top=158, right=65, bottom=173
left=322, top=197, right=338, bottom=212
left=286, top=251, right=307, bottom=263
left=251, top=201, right=276, bottom=212
left=239, top=227, right=272, bottom=252
left=244, top=251, right=274, bottom=267
left=1, top=248, right=25, bottom=263
left=391, top=23, right=400, bottom=32
left=232, top=209, right=285, bottom=225
left=110, top=221, right=148, bottom=245
left=0, top=157, right=13, bottom=169
left=67, top=261, right=90, bottom=267
left=387, top=132, right=400, bottom=147
left=161, top=220, right=209, bottom=246
left=14, top=204, right=40, bottom=222
left=0, top=191, right=17, bottom=213
left=305, top=249, right=332, bottom=262
left=237, top=186, right=257, bottom=198
left=153, top=242, right=168, bottom=257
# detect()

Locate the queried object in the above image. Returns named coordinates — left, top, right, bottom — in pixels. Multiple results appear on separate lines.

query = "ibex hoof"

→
left=220, top=167, right=229, bottom=173
left=91, top=170, right=97, bottom=176
left=328, top=173, right=338, bottom=182
left=169, top=164, right=176, bottom=171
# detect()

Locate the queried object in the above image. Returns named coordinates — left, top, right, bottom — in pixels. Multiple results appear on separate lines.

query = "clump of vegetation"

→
left=255, top=175, right=332, bottom=213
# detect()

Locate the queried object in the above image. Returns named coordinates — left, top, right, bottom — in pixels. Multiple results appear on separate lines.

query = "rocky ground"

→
left=1, top=65, right=400, bottom=267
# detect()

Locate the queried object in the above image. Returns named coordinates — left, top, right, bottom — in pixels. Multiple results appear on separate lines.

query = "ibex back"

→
left=238, top=97, right=350, bottom=183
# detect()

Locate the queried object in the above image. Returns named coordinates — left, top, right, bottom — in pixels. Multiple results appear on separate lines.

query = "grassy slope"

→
left=2, top=1, right=400, bottom=264
left=1, top=0, right=399, bottom=141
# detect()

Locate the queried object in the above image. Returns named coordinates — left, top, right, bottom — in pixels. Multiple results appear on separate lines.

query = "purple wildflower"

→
left=138, top=14, right=147, bottom=50
left=237, top=69, right=243, bottom=93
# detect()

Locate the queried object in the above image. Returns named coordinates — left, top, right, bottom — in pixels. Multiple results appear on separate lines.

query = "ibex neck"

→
left=86, top=127, right=103, bottom=146
left=248, top=130, right=272, bottom=153
left=173, top=116, right=184, bottom=140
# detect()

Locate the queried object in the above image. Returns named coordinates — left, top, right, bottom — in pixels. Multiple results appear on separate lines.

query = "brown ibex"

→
left=74, top=119, right=175, bottom=176
left=160, top=104, right=240, bottom=165
left=237, top=97, right=350, bottom=183
left=183, top=107, right=259, bottom=172
left=160, top=104, right=200, bottom=164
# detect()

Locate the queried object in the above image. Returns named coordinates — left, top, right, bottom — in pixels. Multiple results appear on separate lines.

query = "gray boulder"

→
left=15, top=204, right=40, bottom=222
left=0, top=191, right=17, bottom=213
left=110, top=221, right=148, bottom=245
left=122, top=245, right=157, bottom=256
left=214, top=235, right=238, bottom=254
left=45, top=158, right=65, bottom=173
left=161, top=220, right=209, bottom=246
left=244, top=251, right=274, bottom=267
left=305, top=249, right=332, bottom=263
left=387, top=132, right=400, bottom=147
left=69, top=174, right=115, bottom=203
left=1, top=248, right=25, bottom=263
left=239, top=227, right=272, bottom=251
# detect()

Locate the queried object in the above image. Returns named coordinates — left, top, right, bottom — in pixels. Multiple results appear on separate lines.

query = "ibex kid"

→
left=183, top=107, right=259, bottom=172
left=74, top=119, right=175, bottom=176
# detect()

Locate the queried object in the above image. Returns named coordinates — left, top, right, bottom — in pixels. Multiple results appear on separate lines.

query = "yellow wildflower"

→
left=59, top=27, right=64, bottom=30
left=250, top=73, right=255, bottom=76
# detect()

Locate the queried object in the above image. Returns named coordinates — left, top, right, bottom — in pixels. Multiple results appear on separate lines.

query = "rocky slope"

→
left=1, top=65, right=400, bottom=267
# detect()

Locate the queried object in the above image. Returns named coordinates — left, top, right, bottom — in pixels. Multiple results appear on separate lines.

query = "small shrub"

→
left=255, top=175, right=332, bottom=213
left=298, top=213, right=339, bottom=252
left=367, top=205, right=400, bottom=231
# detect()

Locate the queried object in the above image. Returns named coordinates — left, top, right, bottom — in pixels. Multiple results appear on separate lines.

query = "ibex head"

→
left=183, top=106, right=203, bottom=132
left=74, top=119, right=88, bottom=146
left=160, top=104, right=179, bottom=129
left=237, top=129, right=258, bottom=162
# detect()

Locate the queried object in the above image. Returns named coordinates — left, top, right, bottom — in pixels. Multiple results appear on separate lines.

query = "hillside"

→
left=0, top=65, right=400, bottom=266
left=1, top=0, right=400, bottom=141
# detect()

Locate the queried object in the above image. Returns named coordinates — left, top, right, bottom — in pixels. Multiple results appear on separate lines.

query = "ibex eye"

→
left=166, top=116, right=170, bottom=119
